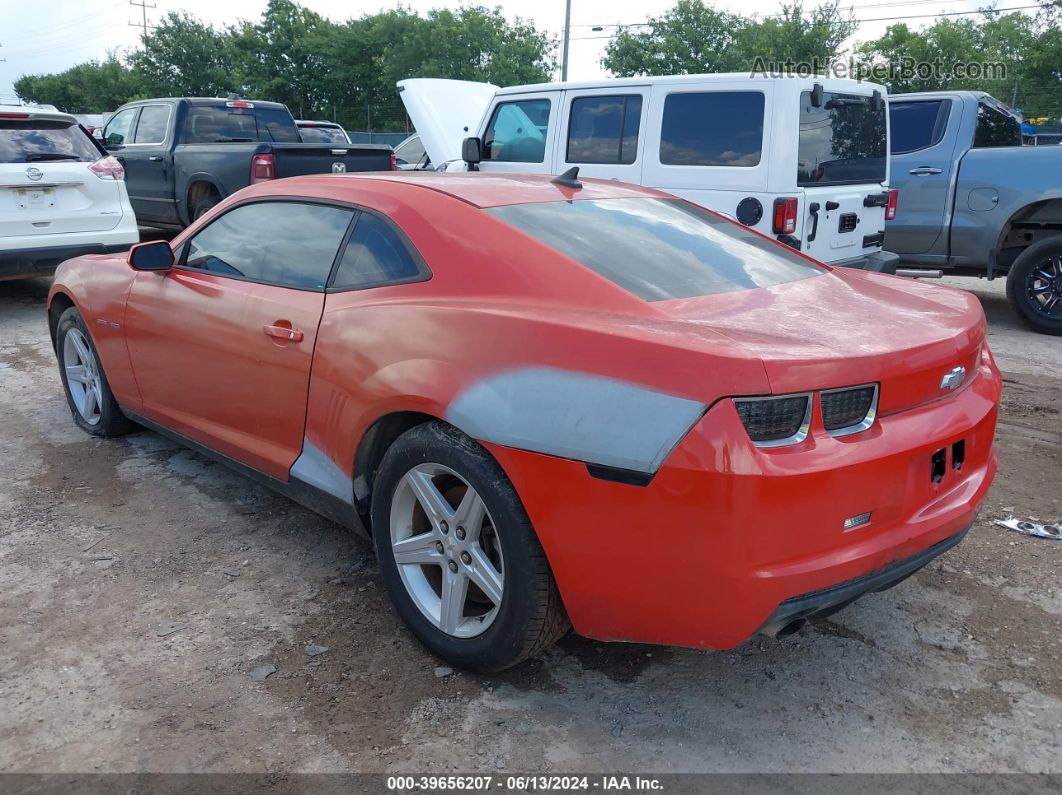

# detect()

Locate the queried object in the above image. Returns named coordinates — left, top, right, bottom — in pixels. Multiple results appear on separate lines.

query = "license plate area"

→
left=838, top=213, right=858, bottom=233
left=15, top=188, right=55, bottom=209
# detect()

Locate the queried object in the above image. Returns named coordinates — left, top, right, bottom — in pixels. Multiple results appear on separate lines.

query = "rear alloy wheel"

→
left=56, top=307, right=135, bottom=437
left=371, top=422, right=569, bottom=671
left=1006, top=238, right=1062, bottom=336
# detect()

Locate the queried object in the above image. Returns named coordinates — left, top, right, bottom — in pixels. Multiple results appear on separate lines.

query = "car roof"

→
left=269, top=172, right=673, bottom=209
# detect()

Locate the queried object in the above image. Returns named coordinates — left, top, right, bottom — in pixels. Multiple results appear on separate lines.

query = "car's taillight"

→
left=733, top=394, right=811, bottom=446
left=89, top=156, right=125, bottom=181
left=885, top=189, right=898, bottom=221
left=250, top=153, right=275, bottom=184
left=0, top=112, right=30, bottom=119
left=772, top=197, right=798, bottom=235
left=389, top=151, right=397, bottom=171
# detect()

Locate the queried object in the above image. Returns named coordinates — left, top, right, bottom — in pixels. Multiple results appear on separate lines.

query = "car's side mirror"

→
left=128, top=240, right=174, bottom=271
left=462, top=137, right=482, bottom=170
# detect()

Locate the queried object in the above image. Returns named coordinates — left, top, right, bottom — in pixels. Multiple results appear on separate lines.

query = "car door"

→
left=886, top=98, right=960, bottom=256
left=123, top=199, right=355, bottom=479
left=119, top=102, right=179, bottom=224
left=477, top=92, right=560, bottom=175
left=556, top=87, right=649, bottom=184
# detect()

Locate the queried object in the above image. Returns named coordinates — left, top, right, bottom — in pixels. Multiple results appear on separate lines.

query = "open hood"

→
left=397, top=78, right=498, bottom=169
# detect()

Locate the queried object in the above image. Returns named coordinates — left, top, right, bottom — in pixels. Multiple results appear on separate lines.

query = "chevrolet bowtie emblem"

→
left=940, top=366, right=966, bottom=391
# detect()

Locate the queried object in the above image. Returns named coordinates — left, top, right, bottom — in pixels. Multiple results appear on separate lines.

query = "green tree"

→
left=740, top=3, right=857, bottom=67
left=14, top=56, right=144, bottom=113
left=128, top=12, right=240, bottom=98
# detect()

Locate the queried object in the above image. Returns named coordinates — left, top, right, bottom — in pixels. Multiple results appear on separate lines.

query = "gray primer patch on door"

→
left=447, top=367, right=705, bottom=473
left=290, top=437, right=354, bottom=504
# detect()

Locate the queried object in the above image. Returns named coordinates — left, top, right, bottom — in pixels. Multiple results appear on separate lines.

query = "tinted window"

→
left=298, top=125, right=349, bottom=143
left=974, top=103, right=1021, bottom=148
left=889, top=101, right=948, bottom=154
left=483, top=99, right=550, bottom=162
left=104, top=108, right=138, bottom=147
left=133, top=104, right=169, bottom=144
left=331, top=212, right=425, bottom=290
left=566, top=95, right=642, bottom=164
left=798, top=90, right=887, bottom=185
left=0, top=120, right=100, bottom=163
left=488, top=198, right=821, bottom=301
left=255, top=107, right=301, bottom=143
left=660, top=92, right=764, bottom=167
left=183, top=202, right=353, bottom=289
left=184, top=107, right=257, bottom=143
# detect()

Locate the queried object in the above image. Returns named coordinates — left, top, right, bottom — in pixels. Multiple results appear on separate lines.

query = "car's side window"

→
left=330, top=211, right=428, bottom=291
left=482, top=99, right=551, bottom=163
left=566, top=95, right=642, bottom=164
left=973, top=102, right=1021, bottom=148
left=889, top=101, right=949, bottom=154
left=659, top=91, right=764, bottom=167
left=104, top=108, right=139, bottom=147
left=132, top=104, right=170, bottom=144
left=182, top=202, right=354, bottom=290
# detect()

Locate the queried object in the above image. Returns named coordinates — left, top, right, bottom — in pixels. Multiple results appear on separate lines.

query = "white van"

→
left=399, top=74, right=899, bottom=271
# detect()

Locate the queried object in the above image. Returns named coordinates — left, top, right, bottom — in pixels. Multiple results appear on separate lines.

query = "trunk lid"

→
left=397, top=78, right=498, bottom=168
left=801, top=184, right=887, bottom=263
left=270, top=143, right=393, bottom=177
left=661, top=269, right=984, bottom=414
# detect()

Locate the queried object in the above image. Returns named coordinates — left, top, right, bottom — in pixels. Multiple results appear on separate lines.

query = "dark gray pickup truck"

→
left=885, top=91, right=1062, bottom=335
left=100, top=97, right=394, bottom=227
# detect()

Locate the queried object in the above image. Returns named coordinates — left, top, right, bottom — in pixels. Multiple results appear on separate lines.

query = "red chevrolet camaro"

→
left=47, top=172, right=1001, bottom=671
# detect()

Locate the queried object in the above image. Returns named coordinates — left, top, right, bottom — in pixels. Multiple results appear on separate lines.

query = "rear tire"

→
left=371, top=421, right=569, bottom=672
left=192, top=194, right=220, bottom=221
left=56, top=307, right=135, bottom=437
left=1006, top=238, right=1062, bottom=336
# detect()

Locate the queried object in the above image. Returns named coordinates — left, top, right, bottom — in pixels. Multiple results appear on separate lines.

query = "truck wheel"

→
left=192, top=195, right=220, bottom=221
left=371, top=421, right=569, bottom=672
left=1006, top=238, right=1062, bottom=336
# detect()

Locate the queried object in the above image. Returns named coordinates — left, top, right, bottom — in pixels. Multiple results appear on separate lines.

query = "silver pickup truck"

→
left=885, top=91, right=1062, bottom=335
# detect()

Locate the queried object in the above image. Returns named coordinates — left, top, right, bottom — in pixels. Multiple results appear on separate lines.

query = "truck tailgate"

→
left=271, top=144, right=393, bottom=177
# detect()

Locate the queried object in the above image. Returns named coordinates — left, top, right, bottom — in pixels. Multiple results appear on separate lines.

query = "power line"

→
left=129, top=0, right=158, bottom=41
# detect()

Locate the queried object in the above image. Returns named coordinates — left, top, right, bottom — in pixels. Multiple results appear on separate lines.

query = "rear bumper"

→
left=758, top=524, right=969, bottom=637
left=832, top=250, right=900, bottom=274
left=0, top=227, right=138, bottom=280
left=487, top=359, right=1001, bottom=650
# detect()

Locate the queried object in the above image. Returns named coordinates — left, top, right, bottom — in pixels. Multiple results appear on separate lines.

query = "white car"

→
left=399, top=75, right=899, bottom=272
left=1, top=105, right=138, bottom=281
left=295, top=120, right=352, bottom=144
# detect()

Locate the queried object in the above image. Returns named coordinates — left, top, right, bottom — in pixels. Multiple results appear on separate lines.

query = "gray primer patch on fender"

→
left=447, top=367, right=705, bottom=473
left=290, top=437, right=354, bottom=504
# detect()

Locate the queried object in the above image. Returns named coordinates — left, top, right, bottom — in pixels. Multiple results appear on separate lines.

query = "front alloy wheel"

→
left=63, top=327, right=104, bottom=425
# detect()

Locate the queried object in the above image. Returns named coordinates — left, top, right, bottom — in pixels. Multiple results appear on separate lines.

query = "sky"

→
left=0, top=0, right=992, bottom=106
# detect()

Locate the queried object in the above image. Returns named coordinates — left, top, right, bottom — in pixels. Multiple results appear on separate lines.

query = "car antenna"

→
left=551, top=167, right=582, bottom=189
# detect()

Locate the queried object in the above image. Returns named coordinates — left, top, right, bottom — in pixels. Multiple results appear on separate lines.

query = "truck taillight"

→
left=885, top=189, right=898, bottom=221
left=772, top=197, right=798, bottom=235
left=89, top=156, right=125, bottom=181
left=250, top=153, right=275, bottom=184
left=389, top=152, right=397, bottom=171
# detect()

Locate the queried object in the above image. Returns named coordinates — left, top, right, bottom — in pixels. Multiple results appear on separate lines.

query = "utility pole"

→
left=129, top=0, right=158, bottom=42
left=561, top=0, right=571, bottom=82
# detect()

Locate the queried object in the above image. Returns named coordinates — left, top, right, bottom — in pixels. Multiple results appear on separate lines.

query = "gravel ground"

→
left=0, top=271, right=1059, bottom=776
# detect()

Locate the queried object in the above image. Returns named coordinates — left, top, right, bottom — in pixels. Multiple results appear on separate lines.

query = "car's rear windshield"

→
left=487, top=198, right=822, bottom=301
left=183, top=104, right=301, bottom=143
left=797, top=90, right=887, bottom=186
left=298, top=125, right=349, bottom=144
left=0, top=119, right=100, bottom=164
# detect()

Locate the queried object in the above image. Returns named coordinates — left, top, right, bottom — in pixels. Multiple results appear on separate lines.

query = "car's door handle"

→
left=263, top=324, right=304, bottom=343
left=909, top=166, right=942, bottom=176
left=148, top=155, right=163, bottom=162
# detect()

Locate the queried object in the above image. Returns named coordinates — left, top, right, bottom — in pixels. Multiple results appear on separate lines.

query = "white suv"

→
left=1, top=105, right=138, bottom=281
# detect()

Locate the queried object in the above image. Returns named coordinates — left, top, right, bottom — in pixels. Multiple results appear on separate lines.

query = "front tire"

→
left=371, top=421, right=568, bottom=672
left=1006, top=238, right=1062, bottom=335
left=56, top=307, right=134, bottom=437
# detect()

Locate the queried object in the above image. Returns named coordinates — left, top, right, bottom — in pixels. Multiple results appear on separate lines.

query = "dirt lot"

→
left=1, top=272, right=1060, bottom=776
